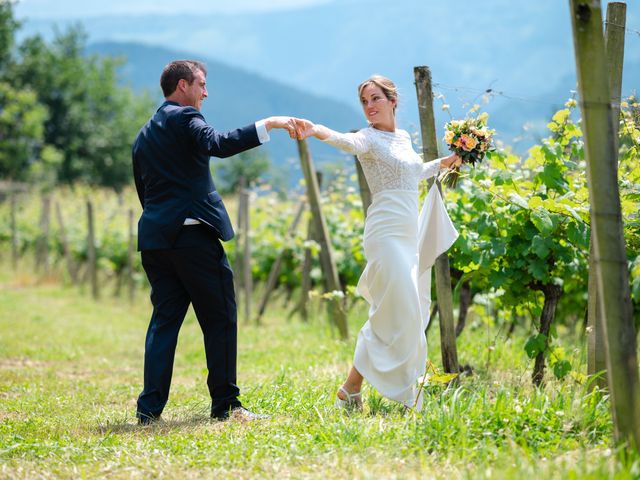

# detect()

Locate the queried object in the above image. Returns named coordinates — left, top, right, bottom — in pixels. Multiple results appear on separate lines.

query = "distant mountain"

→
left=491, top=57, right=640, bottom=151
left=86, top=41, right=363, bottom=168
left=19, top=0, right=640, bottom=154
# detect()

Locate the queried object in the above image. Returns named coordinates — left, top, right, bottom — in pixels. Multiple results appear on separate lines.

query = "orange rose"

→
left=459, top=134, right=478, bottom=152
left=444, top=130, right=455, bottom=145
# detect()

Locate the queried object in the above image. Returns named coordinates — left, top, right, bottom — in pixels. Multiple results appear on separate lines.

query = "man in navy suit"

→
left=132, top=60, right=299, bottom=424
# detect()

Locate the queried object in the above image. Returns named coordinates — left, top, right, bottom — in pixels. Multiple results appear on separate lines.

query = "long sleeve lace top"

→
left=323, top=127, right=441, bottom=195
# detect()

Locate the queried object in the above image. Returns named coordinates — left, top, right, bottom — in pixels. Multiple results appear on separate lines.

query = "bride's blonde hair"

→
left=357, top=75, right=398, bottom=114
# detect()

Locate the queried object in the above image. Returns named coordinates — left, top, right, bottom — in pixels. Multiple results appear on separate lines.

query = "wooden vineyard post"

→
left=127, top=208, right=135, bottom=304
left=55, top=201, right=77, bottom=283
left=241, top=187, right=252, bottom=325
left=36, top=194, right=51, bottom=277
left=10, top=191, right=18, bottom=270
left=297, top=139, right=348, bottom=339
left=234, top=177, right=253, bottom=325
left=414, top=65, right=459, bottom=374
left=87, top=200, right=99, bottom=300
left=255, top=201, right=306, bottom=324
left=354, top=155, right=372, bottom=216
left=570, top=0, right=640, bottom=450
left=235, top=176, right=246, bottom=296
left=587, top=0, right=626, bottom=389
left=290, top=172, right=323, bottom=323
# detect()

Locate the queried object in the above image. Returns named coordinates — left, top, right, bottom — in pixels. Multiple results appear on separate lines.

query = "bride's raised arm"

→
left=418, top=153, right=462, bottom=180
left=295, top=119, right=370, bottom=156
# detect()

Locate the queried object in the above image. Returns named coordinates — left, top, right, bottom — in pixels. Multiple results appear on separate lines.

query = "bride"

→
left=296, top=75, right=461, bottom=410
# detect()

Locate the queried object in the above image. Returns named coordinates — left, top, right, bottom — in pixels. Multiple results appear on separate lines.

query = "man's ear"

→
left=177, top=78, right=187, bottom=92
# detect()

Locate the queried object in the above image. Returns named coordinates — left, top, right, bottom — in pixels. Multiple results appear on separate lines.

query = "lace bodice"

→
left=323, top=127, right=441, bottom=195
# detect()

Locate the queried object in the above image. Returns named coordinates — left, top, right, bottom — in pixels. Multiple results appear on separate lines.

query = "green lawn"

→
left=0, top=264, right=637, bottom=479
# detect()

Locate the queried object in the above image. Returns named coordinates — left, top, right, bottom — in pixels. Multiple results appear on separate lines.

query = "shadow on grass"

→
left=95, top=414, right=222, bottom=435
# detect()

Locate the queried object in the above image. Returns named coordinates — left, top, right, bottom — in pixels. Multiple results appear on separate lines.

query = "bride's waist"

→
left=372, top=189, right=417, bottom=203
left=372, top=188, right=418, bottom=198
left=370, top=190, right=418, bottom=212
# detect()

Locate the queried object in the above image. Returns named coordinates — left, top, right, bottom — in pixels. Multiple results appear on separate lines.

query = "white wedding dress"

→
left=324, top=127, right=458, bottom=409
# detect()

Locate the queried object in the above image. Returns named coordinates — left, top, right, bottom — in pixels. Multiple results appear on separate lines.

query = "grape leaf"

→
left=525, top=333, right=548, bottom=359
left=532, top=235, right=550, bottom=258
left=553, top=360, right=572, bottom=379
left=531, top=209, right=555, bottom=235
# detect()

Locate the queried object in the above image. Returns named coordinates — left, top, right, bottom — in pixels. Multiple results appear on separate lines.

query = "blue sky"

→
left=14, top=0, right=335, bottom=18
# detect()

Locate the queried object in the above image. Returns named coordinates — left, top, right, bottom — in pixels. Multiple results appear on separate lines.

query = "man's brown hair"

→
left=160, top=60, right=207, bottom=97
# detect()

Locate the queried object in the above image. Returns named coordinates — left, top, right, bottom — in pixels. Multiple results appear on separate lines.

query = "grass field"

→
left=1, top=262, right=639, bottom=479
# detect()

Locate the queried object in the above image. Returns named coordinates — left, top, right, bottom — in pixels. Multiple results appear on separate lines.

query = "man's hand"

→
left=265, top=117, right=327, bottom=141
left=264, top=116, right=301, bottom=139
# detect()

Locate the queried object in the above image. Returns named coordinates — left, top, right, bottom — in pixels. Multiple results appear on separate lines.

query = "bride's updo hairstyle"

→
left=357, top=75, right=398, bottom=115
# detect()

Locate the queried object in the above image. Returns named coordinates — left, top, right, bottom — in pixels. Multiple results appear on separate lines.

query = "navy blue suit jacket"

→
left=132, top=101, right=261, bottom=250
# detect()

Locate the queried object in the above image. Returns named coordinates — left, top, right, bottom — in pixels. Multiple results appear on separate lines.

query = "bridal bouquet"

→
left=441, top=115, right=495, bottom=188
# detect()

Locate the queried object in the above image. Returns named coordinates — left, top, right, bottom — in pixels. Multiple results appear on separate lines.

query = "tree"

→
left=12, top=26, right=152, bottom=190
left=0, top=1, right=19, bottom=75
left=0, top=82, right=48, bottom=181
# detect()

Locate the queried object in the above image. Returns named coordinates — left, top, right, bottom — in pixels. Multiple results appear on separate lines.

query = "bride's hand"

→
left=294, top=118, right=316, bottom=140
left=446, top=153, right=462, bottom=168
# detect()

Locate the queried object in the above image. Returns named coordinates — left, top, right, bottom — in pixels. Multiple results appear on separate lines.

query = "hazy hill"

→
left=18, top=0, right=640, bottom=153
left=493, top=57, right=640, bottom=146
left=86, top=41, right=363, bottom=167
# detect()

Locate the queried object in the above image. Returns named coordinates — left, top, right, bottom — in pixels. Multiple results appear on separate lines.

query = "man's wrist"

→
left=255, top=120, right=270, bottom=144
left=263, top=116, right=282, bottom=132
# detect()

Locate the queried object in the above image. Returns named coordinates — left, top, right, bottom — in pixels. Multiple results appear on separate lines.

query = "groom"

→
left=132, top=60, right=299, bottom=424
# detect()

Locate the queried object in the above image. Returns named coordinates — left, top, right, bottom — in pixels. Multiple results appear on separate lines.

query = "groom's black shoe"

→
left=137, top=413, right=161, bottom=426
left=211, top=405, right=269, bottom=421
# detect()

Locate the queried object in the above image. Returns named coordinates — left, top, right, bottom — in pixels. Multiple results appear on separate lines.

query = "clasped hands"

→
left=268, top=117, right=463, bottom=170
left=264, top=116, right=316, bottom=140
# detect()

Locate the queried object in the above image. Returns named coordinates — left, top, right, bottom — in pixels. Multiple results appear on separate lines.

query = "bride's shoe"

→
left=335, top=386, right=363, bottom=411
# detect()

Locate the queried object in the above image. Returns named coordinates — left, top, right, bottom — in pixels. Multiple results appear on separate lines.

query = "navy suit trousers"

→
left=136, top=225, right=241, bottom=419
